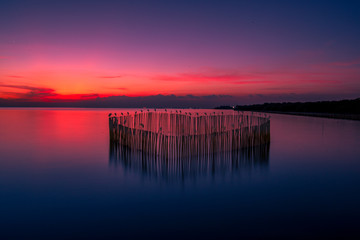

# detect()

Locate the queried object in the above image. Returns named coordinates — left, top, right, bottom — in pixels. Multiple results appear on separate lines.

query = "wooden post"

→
left=109, top=110, right=270, bottom=158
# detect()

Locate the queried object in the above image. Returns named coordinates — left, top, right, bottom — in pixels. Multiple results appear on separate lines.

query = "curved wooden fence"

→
left=109, top=110, right=270, bottom=157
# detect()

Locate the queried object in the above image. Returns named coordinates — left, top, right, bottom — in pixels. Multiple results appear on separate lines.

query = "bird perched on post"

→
left=140, top=110, right=143, bottom=113
left=127, top=112, right=129, bottom=115
left=108, top=113, right=112, bottom=117
left=114, top=113, right=117, bottom=116
left=121, top=112, right=123, bottom=115
left=147, top=109, right=150, bottom=112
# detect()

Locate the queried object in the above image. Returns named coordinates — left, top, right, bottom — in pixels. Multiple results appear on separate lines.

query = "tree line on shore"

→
left=231, top=98, right=360, bottom=114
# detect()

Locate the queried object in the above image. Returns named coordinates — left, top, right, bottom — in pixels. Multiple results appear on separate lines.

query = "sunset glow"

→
left=1, top=1, right=359, bottom=106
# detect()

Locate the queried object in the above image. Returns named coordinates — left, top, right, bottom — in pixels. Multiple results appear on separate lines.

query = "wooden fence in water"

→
left=109, top=142, right=270, bottom=182
left=109, top=110, right=270, bottom=158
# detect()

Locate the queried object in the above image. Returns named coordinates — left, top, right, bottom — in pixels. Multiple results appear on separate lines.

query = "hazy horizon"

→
left=1, top=93, right=359, bottom=108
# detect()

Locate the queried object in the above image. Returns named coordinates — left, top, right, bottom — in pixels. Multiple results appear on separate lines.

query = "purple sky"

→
left=1, top=0, right=359, bottom=107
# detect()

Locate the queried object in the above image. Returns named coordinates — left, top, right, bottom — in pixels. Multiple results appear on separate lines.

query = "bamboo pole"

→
left=109, top=110, right=270, bottom=158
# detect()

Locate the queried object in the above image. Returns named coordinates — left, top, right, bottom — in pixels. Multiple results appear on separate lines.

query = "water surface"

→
left=1, top=108, right=360, bottom=239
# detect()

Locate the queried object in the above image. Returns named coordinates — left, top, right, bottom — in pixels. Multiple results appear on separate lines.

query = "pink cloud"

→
left=0, top=84, right=55, bottom=92
left=231, top=80, right=276, bottom=85
left=300, top=79, right=341, bottom=84
left=0, top=83, right=108, bottom=102
left=329, top=59, right=360, bottom=67
left=0, top=84, right=57, bottom=99
left=7, top=75, right=26, bottom=79
left=153, top=71, right=260, bottom=84
left=98, top=75, right=124, bottom=79
left=150, top=69, right=346, bottom=86
left=79, top=94, right=100, bottom=98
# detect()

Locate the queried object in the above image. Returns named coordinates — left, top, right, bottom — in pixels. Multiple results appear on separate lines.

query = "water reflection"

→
left=109, top=143, right=269, bottom=183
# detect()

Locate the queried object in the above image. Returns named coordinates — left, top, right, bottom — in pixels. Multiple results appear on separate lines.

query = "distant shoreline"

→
left=241, top=111, right=360, bottom=121
left=232, top=98, right=360, bottom=121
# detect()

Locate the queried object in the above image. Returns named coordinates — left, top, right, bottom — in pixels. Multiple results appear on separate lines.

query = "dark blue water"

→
left=1, top=108, right=360, bottom=239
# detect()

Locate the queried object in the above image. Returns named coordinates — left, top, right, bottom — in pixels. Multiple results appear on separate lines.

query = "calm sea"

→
left=1, top=108, right=360, bottom=239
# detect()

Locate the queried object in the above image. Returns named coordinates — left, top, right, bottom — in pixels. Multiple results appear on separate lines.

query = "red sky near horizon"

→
left=1, top=1, right=360, bottom=104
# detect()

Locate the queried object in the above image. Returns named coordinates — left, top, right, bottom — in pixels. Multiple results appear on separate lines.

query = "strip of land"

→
left=233, top=98, right=360, bottom=121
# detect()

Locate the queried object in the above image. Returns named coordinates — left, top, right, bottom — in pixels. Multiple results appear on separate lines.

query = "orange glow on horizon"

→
left=1, top=49, right=360, bottom=102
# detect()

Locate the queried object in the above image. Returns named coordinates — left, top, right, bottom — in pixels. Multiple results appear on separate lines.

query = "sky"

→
left=0, top=0, right=359, bottom=107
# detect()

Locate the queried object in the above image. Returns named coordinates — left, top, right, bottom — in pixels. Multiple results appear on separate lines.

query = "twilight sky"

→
left=0, top=0, right=359, bottom=107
